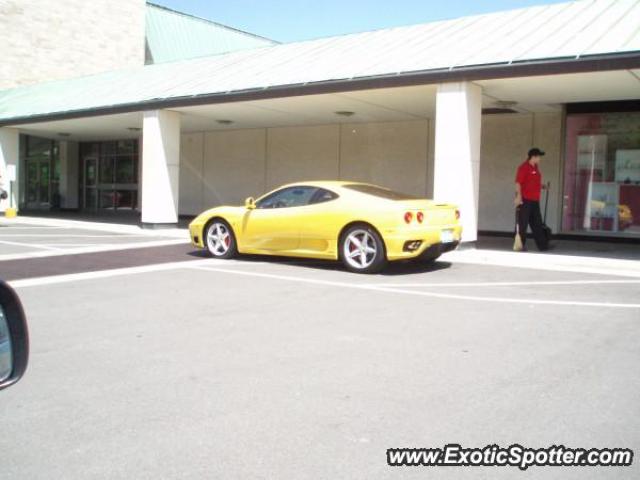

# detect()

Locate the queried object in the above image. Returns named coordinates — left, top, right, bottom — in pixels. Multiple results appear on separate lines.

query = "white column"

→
left=433, top=82, right=482, bottom=242
left=141, top=110, right=181, bottom=225
left=0, top=127, right=20, bottom=213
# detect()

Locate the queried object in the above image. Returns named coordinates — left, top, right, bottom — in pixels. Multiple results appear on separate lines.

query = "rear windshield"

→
left=343, top=184, right=419, bottom=200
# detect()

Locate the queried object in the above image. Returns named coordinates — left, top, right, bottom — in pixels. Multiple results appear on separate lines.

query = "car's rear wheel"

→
left=205, top=219, right=237, bottom=259
left=340, top=224, right=387, bottom=274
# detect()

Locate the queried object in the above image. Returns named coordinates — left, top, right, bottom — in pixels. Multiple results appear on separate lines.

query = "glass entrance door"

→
left=80, top=140, right=139, bottom=212
left=84, top=157, right=98, bottom=210
left=25, top=158, right=51, bottom=208
left=24, top=136, right=59, bottom=210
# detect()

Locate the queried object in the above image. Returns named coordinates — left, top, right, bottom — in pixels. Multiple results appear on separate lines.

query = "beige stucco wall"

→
left=204, top=129, right=267, bottom=208
left=179, top=114, right=563, bottom=234
left=0, top=0, right=146, bottom=89
left=179, top=120, right=432, bottom=215
left=479, top=112, right=563, bottom=232
left=179, top=133, right=205, bottom=215
left=266, top=125, right=340, bottom=190
left=340, top=121, right=430, bottom=196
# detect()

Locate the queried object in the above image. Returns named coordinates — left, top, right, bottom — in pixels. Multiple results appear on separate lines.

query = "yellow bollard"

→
left=4, top=207, right=17, bottom=218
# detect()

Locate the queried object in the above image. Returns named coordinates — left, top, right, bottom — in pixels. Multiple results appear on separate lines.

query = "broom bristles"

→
left=513, top=224, right=523, bottom=251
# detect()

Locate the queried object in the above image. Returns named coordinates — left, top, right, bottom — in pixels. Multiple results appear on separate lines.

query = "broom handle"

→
left=543, top=181, right=550, bottom=223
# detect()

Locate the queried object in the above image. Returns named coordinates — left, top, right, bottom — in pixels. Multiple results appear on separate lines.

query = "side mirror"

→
left=0, top=281, right=29, bottom=391
left=245, top=197, right=256, bottom=210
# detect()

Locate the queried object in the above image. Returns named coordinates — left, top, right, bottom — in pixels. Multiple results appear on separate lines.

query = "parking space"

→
left=0, top=219, right=188, bottom=260
left=2, top=250, right=639, bottom=479
left=1, top=225, right=639, bottom=479
left=157, top=255, right=640, bottom=309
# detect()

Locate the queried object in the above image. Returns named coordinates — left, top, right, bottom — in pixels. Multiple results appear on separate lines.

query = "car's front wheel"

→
left=340, top=224, right=387, bottom=274
left=205, top=219, right=237, bottom=259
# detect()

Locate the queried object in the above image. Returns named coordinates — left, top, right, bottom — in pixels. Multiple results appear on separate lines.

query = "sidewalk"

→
left=1, top=212, right=188, bottom=238
left=3, top=214, right=639, bottom=277
left=477, top=235, right=640, bottom=261
left=445, top=235, right=640, bottom=278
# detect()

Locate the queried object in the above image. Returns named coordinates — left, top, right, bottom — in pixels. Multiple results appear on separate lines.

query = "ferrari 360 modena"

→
left=189, top=181, right=462, bottom=273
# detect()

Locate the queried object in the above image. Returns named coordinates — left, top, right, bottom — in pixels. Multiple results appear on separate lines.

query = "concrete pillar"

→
left=141, top=110, right=181, bottom=226
left=0, top=127, right=20, bottom=213
left=433, top=82, right=482, bottom=242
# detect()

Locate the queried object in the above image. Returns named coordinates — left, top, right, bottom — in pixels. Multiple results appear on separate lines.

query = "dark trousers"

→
left=517, top=200, right=548, bottom=251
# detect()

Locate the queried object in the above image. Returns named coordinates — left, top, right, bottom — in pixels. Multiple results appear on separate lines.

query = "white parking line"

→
left=0, top=238, right=189, bottom=261
left=8, top=258, right=640, bottom=309
left=8, top=259, right=215, bottom=288
left=40, top=244, right=104, bottom=248
left=0, top=226, right=66, bottom=229
left=0, top=234, right=162, bottom=238
left=0, top=239, right=64, bottom=251
left=444, top=250, right=640, bottom=278
left=372, top=280, right=640, bottom=288
left=190, top=265, right=640, bottom=309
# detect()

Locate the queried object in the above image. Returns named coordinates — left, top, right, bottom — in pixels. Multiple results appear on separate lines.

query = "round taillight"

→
left=404, top=211, right=413, bottom=224
left=417, top=211, right=424, bottom=223
left=455, top=209, right=461, bottom=220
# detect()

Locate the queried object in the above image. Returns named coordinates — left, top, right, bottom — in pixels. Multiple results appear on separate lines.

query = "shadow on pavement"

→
left=187, top=249, right=452, bottom=275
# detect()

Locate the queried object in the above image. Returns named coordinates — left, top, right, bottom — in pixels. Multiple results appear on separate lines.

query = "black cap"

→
left=528, top=147, right=545, bottom=157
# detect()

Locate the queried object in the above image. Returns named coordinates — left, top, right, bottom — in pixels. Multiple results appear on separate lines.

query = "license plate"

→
left=440, top=229, right=454, bottom=243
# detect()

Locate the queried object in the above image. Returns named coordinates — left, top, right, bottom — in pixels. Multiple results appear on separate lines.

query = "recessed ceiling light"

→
left=334, top=111, right=355, bottom=117
left=216, top=119, right=234, bottom=125
left=495, top=100, right=517, bottom=108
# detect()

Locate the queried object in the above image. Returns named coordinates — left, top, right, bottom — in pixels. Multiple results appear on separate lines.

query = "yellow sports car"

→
left=189, top=181, right=462, bottom=273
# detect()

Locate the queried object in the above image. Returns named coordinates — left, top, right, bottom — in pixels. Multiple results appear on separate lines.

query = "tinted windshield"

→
left=343, top=184, right=419, bottom=200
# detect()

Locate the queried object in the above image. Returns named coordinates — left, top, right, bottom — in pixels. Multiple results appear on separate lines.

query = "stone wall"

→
left=0, top=0, right=145, bottom=89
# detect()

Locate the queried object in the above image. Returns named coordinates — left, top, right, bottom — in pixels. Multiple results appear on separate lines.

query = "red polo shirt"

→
left=515, top=160, right=542, bottom=201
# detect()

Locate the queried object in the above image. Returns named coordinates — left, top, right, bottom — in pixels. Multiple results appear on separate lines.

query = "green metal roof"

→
left=1, top=0, right=639, bottom=125
left=145, top=3, right=276, bottom=64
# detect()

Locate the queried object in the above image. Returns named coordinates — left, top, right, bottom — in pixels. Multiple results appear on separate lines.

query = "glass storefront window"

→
left=563, top=112, right=640, bottom=236
left=99, top=156, right=115, bottom=183
left=116, top=140, right=136, bottom=155
left=80, top=140, right=139, bottom=212
left=24, top=136, right=59, bottom=209
left=26, top=136, right=52, bottom=158
left=115, top=156, right=136, bottom=184
left=26, top=161, right=38, bottom=203
left=80, top=142, right=99, bottom=157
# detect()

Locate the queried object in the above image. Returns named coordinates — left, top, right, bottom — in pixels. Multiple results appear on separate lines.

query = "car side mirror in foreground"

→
left=245, top=197, right=256, bottom=209
left=0, top=281, right=29, bottom=391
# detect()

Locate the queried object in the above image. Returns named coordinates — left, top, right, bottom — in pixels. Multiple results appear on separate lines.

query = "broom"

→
left=513, top=206, right=523, bottom=251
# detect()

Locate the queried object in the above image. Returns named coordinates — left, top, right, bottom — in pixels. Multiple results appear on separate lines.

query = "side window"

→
left=256, top=186, right=318, bottom=209
left=309, top=188, right=338, bottom=205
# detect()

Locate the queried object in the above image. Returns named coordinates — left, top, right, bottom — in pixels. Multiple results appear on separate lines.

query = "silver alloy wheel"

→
left=206, top=222, right=231, bottom=256
left=343, top=229, right=377, bottom=270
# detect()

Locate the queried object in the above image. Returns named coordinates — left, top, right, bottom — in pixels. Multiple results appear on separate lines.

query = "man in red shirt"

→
left=514, top=148, right=549, bottom=251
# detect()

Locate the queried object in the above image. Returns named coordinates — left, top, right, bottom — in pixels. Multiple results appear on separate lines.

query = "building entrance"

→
left=24, top=136, right=59, bottom=209
left=80, top=140, right=139, bottom=212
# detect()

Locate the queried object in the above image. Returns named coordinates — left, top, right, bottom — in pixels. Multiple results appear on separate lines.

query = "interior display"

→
left=614, top=149, right=640, bottom=183
left=563, top=112, right=640, bottom=236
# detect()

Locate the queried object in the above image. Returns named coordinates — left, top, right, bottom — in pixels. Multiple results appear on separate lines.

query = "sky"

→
left=155, top=0, right=570, bottom=43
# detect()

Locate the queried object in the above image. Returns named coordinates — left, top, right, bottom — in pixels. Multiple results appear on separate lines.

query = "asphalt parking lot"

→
left=0, top=220, right=185, bottom=259
left=1, top=219, right=639, bottom=479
